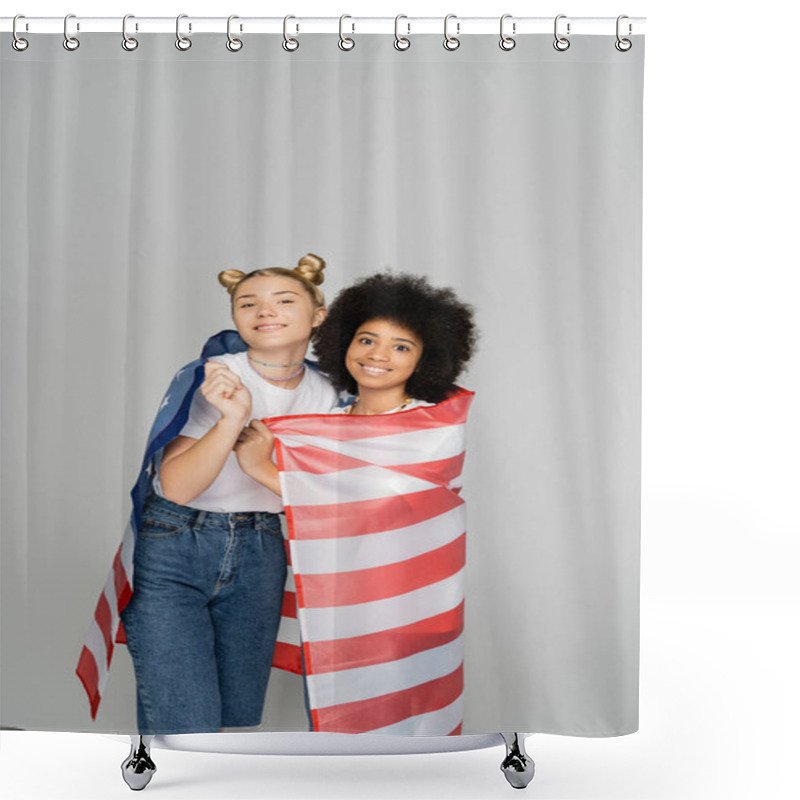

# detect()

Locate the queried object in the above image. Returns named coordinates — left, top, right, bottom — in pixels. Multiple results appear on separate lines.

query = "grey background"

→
left=1, top=33, right=643, bottom=734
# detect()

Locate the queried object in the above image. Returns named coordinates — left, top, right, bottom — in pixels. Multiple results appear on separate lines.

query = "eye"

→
left=394, top=344, right=410, bottom=352
left=279, top=299, right=295, bottom=304
left=238, top=302, right=255, bottom=308
left=358, top=336, right=374, bottom=345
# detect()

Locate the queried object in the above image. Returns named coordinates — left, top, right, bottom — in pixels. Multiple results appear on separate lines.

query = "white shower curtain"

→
left=0, top=26, right=643, bottom=736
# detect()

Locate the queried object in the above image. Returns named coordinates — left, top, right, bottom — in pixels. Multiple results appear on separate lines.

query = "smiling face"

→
left=345, top=318, right=423, bottom=398
left=232, top=274, right=326, bottom=354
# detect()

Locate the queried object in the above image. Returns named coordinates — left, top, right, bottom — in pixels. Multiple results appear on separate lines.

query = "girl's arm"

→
left=159, top=361, right=252, bottom=505
left=234, top=419, right=283, bottom=497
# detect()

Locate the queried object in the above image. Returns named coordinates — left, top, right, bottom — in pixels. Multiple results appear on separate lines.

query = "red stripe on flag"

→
left=267, top=389, right=474, bottom=441
left=385, top=453, right=465, bottom=487
left=299, top=534, right=466, bottom=608
left=307, top=601, right=465, bottom=674
left=94, top=593, right=114, bottom=668
left=286, top=487, right=463, bottom=540
left=314, top=664, right=463, bottom=733
left=271, top=641, right=303, bottom=675
left=447, top=723, right=463, bottom=736
left=277, top=445, right=372, bottom=474
left=282, top=591, right=298, bottom=619
left=278, top=444, right=465, bottom=490
left=76, top=648, right=101, bottom=720
left=116, top=620, right=127, bottom=644
left=112, top=548, right=132, bottom=613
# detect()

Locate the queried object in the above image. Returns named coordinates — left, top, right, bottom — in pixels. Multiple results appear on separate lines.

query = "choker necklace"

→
left=249, top=361, right=305, bottom=383
left=248, top=353, right=305, bottom=368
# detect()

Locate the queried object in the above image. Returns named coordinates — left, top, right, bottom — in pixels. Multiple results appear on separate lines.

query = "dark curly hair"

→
left=313, top=273, right=477, bottom=404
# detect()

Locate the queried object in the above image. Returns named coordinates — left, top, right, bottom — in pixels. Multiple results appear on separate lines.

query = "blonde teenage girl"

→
left=120, top=255, right=337, bottom=734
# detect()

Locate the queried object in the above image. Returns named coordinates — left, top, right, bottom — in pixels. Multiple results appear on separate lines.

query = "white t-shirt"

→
left=154, top=352, right=338, bottom=513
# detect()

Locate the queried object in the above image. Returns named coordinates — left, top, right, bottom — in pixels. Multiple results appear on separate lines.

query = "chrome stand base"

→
left=121, top=735, right=157, bottom=791
left=500, top=733, right=535, bottom=790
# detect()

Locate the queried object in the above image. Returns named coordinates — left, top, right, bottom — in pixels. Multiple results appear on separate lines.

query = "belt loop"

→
left=193, top=510, right=207, bottom=531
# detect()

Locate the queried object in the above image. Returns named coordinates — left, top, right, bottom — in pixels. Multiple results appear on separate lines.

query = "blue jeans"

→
left=121, top=493, right=287, bottom=734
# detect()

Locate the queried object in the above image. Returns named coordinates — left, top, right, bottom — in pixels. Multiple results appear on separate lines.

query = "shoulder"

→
left=302, top=362, right=333, bottom=389
left=205, top=351, right=247, bottom=376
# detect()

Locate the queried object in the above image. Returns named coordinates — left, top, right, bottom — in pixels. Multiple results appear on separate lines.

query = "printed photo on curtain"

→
left=0, top=17, right=644, bottom=763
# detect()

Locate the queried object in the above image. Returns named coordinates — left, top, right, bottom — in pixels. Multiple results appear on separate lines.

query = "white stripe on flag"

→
left=120, top=522, right=135, bottom=579
left=284, top=566, right=296, bottom=592
left=275, top=616, right=301, bottom=646
left=279, top=424, right=466, bottom=467
left=101, top=582, right=120, bottom=655
left=367, top=694, right=464, bottom=735
left=291, top=505, right=465, bottom=574
left=102, top=577, right=118, bottom=617
left=282, top=466, right=435, bottom=506
left=307, top=635, right=464, bottom=710
left=85, top=618, right=109, bottom=682
left=298, top=569, right=464, bottom=641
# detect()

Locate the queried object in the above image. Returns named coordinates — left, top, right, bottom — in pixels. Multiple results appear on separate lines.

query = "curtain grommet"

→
left=121, top=15, right=139, bottom=51
left=282, top=15, right=299, bottom=51
left=63, top=13, right=80, bottom=51
left=175, top=14, right=192, bottom=51
left=394, top=15, right=410, bottom=51
left=443, top=14, right=460, bottom=51
left=226, top=15, right=243, bottom=52
left=338, top=15, right=355, bottom=51
left=12, top=15, right=29, bottom=51
left=615, top=15, right=632, bottom=51
left=553, top=14, right=570, bottom=52
left=499, top=14, right=516, bottom=51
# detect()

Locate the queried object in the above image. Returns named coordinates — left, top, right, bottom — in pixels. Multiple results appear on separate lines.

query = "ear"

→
left=312, top=306, right=327, bottom=329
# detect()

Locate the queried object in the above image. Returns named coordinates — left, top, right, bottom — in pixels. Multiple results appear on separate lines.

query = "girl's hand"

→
left=234, top=419, right=276, bottom=480
left=201, top=361, right=252, bottom=425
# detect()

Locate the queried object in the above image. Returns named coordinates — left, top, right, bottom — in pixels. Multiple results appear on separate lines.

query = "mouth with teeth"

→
left=254, top=324, right=287, bottom=332
left=358, top=364, right=392, bottom=376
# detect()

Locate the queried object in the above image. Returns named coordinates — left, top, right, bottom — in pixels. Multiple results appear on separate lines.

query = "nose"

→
left=368, top=346, right=390, bottom=362
left=257, top=303, right=277, bottom=317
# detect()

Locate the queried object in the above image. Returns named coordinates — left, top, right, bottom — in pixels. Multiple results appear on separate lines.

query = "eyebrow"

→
left=357, top=330, right=419, bottom=346
left=236, top=290, right=300, bottom=301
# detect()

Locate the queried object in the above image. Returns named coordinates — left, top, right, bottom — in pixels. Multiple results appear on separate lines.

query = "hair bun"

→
left=295, top=253, right=326, bottom=287
left=218, top=269, right=248, bottom=292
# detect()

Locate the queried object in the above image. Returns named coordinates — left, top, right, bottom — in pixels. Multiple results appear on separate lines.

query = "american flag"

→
left=268, top=389, right=474, bottom=735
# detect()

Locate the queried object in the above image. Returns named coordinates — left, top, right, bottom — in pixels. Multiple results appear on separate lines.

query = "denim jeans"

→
left=121, top=493, right=287, bottom=734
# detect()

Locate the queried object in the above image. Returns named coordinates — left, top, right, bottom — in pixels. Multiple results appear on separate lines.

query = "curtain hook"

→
left=338, top=14, right=355, bottom=51
left=227, top=15, right=243, bottom=52
left=615, top=15, right=632, bottom=52
left=122, top=15, right=139, bottom=51
left=63, top=13, right=80, bottom=51
left=394, top=14, right=410, bottom=51
left=443, top=14, right=460, bottom=51
left=283, top=15, right=299, bottom=51
left=12, top=14, right=29, bottom=52
left=553, top=14, right=570, bottom=52
left=499, top=14, right=516, bottom=51
left=175, top=14, right=192, bottom=51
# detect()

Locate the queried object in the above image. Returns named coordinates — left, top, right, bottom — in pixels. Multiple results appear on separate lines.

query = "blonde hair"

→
left=218, top=254, right=326, bottom=308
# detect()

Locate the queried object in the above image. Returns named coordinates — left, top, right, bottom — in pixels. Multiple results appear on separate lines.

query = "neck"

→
left=247, top=344, right=309, bottom=389
left=351, top=385, right=410, bottom=416
left=248, top=343, right=308, bottom=367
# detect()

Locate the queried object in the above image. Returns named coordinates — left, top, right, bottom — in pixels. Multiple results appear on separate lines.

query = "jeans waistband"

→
left=144, top=491, right=283, bottom=530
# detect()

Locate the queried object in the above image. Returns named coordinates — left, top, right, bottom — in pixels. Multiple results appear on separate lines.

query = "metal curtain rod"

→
left=1, top=16, right=646, bottom=36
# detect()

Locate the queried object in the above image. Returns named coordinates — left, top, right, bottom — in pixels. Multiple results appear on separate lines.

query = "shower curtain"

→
left=0, top=25, right=644, bottom=737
